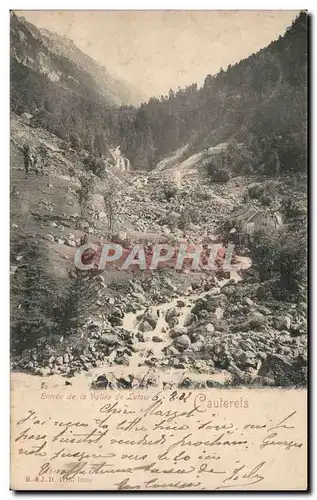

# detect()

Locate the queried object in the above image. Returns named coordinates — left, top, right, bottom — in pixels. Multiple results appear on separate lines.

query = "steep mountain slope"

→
left=39, top=27, right=144, bottom=106
left=10, top=11, right=145, bottom=153
left=10, top=12, right=143, bottom=106
left=122, top=11, right=307, bottom=170
left=11, top=11, right=307, bottom=174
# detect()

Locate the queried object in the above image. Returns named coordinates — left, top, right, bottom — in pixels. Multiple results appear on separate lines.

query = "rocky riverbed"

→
left=11, top=254, right=307, bottom=390
left=10, top=113, right=307, bottom=390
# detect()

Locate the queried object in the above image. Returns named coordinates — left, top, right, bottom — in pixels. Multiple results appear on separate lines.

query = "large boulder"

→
left=275, top=315, right=292, bottom=331
left=152, top=336, right=164, bottom=343
left=236, top=350, right=257, bottom=368
left=214, top=307, right=224, bottom=320
left=197, top=310, right=209, bottom=320
left=138, top=320, right=154, bottom=332
left=169, top=326, right=187, bottom=339
left=168, top=317, right=179, bottom=328
left=173, top=334, right=191, bottom=351
left=191, top=340, right=204, bottom=353
left=205, top=323, right=215, bottom=335
left=165, top=307, right=180, bottom=326
left=207, top=293, right=228, bottom=306
left=235, top=311, right=266, bottom=332
left=177, top=300, right=186, bottom=308
left=100, top=333, right=120, bottom=346
left=191, top=299, right=207, bottom=315
left=184, top=313, right=196, bottom=327
left=248, top=311, right=265, bottom=324
left=163, top=345, right=180, bottom=356
left=142, top=312, right=158, bottom=330
left=91, top=374, right=111, bottom=389
left=109, top=315, right=123, bottom=327
left=258, top=353, right=294, bottom=380
left=114, top=354, right=130, bottom=366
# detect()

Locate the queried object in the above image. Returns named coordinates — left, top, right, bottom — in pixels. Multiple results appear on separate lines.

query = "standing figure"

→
left=31, top=151, right=38, bottom=175
left=38, top=147, right=47, bottom=177
left=22, top=144, right=31, bottom=177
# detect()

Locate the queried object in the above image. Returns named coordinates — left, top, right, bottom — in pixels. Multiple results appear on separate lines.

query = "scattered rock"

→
left=184, top=313, right=196, bottom=327
left=168, top=317, right=179, bottom=328
left=100, top=333, right=120, bottom=346
left=65, top=239, right=76, bottom=247
left=91, top=374, right=110, bottom=389
left=177, top=300, right=186, bottom=307
left=38, top=367, right=51, bottom=376
left=138, top=320, right=153, bottom=332
left=258, top=353, right=294, bottom=380
left=109, top=314, right=123, bottom=327
left=205, top=323, right=215, bottom=334
left=163, top=345, right=180, bottom=356
left=214, top=307, right=224, bottom=320
left=142, top=312, right=158, bottom=330
left=63, top=354, right=70, bottom=364
left=114, top=355, right=130, bottom=366
left=276, top=316, right=291, bottom=331
left=152, top=336, right=164, bottom=343
left=244, top=297, right=254, bottom=307
left=173, top=334, right=191, bottom=351
left=165, top=307, right=180, bottom=326
left=169, top=326, right=186, bottom=339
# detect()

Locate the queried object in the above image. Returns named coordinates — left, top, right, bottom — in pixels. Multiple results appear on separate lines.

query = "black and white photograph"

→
left=9, top=9, right=308, bottom=491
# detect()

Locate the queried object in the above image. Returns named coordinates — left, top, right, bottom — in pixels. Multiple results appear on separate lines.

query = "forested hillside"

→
left=10, top=11, right=143, bottom=152
left=122, top=10, right=307, bottom=171
left=11, top=11, right=307, bottom=173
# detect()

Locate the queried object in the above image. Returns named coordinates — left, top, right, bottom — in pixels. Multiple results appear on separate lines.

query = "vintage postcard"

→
left=10, top=10, right=308, bottom=491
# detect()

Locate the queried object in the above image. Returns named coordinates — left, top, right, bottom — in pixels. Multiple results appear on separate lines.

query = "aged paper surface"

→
left=10, top=10, right=307, bottom=491
left=11, top=379, right=307, bottom=490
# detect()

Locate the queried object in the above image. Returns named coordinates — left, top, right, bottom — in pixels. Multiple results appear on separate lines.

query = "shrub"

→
left=260, top=194, right=274, bottom=206
left=281, top=196, right=307, bottom=219
left=162, top=181, right=178, bottom=201
left=76, top=175, right=94, bottom=219
left=69, top=166, right=76, bottom=177
left=248, top=183, right=264, bottom=199
left=51, top=274, right=102, bottom=338
left=11, top=235, right=102, bottom=354
left=11, top=238, right=57, bottom=353
left=205, top=149, right=231, bottom=183
left=247, top=180, right=277, bottom=205
left=207, top=166, right=230, bottom=183
left=273, top=365, right=307, bottom=387
left=249, top=224, right=307, bottom=301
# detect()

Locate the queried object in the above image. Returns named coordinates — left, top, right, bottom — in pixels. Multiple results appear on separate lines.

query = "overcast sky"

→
left=17, top=10, right=300, bottom=100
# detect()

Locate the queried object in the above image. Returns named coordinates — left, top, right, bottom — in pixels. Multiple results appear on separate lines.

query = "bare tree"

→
left=102, top=179, right=120, bottom=233
left=76, top=174, right=94, bottom=221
